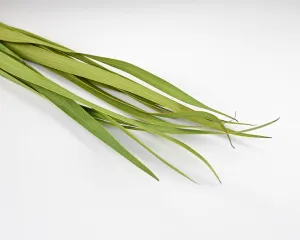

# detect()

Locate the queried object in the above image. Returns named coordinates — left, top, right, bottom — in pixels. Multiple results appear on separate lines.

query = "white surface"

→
left=0, top=1, right=299, bottom=240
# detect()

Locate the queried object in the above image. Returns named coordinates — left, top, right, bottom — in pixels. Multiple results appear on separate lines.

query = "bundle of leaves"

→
left=0, top=22, right=277, bottom=183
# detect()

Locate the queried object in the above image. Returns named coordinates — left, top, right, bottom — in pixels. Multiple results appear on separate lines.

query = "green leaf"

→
left=37, top=86, right=159, bottom=181
left=161, top=134, right=221, bottom=183
left=80, top=54, right=235, bottom=120
left=4, top=43, right=196, bottom=112
left=240, top=118, right=280, bottom=133
left=0, top=24, right=69, bottom=52
left=49, top=69, right=186, bottom=128
left=152, top=110, right=234, bottom=148
left=0, top=23, right=234, bottom=120
left=98, top=112, right=196, bottom=183
left=0, top=68, right=159, bottom=181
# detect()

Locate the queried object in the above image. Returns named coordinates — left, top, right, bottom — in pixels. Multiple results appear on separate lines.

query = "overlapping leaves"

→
left=0, top=22, right=277, bottom=183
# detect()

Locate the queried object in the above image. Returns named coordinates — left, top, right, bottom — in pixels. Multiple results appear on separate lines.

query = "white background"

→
left=0, top=1, right=299, bottom=239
